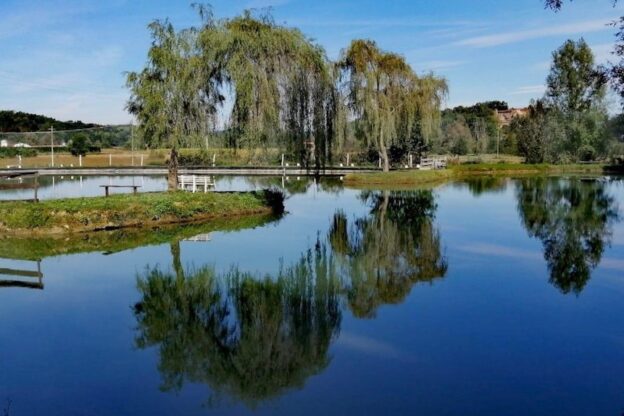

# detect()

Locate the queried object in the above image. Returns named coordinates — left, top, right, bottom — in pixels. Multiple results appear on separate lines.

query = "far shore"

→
left=343, top=163, right=624, bottom=188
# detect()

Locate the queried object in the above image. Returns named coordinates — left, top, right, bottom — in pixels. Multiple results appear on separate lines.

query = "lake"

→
left=0, top=175, right=623, bottom=415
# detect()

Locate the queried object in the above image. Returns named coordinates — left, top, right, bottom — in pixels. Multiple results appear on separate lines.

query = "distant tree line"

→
left=0, top=110, right=133, bottom=156
left=0, top=110, right=97, bottom=132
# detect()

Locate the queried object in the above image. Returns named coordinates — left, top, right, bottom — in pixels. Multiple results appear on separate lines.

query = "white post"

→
left=109, top=154, right=112, bottom=167
left=140, top=154, right=144, bottom=167
left=79, top=155, right=82, bottom=167
left=131, top=122, right=135, bottom=166
left=212, top=153, right=216, bottom=167
left=192, top=175, right=197, bottom=193
left=204, top=176, right=207, bottom=193
left=181, top=176, right=185, bottom=189
left=281, top=154, right=285, bottom=175
left=346, top=153, right=350, bottom=166
left=18, top=155, right=21, bottom=169
left=50, top=126, right=55, bottom=167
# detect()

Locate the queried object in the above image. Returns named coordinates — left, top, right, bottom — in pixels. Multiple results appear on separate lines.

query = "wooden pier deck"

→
left=0, top=167, right=378, bottom=177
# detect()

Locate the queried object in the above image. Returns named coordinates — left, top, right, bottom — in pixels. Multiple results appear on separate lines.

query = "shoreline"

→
left=0, top=190, right=284, bottom=235
left=343, top=163, right=623, bottom=187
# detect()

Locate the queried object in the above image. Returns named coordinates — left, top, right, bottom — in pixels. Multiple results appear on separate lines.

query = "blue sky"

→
left=0, top=0, right=622, bottom=125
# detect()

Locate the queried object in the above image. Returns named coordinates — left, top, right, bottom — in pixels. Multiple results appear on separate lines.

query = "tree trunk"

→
left=167, top=147, right=179, bottom=191
left=379, top=142, right=390, bottom=172
left=170, top=241, right=185, bottom=282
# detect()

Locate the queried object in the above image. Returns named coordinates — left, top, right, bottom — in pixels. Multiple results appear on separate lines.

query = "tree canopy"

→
left=546, top=39, right=607, bottom=113
left=338, top=40, right=447, bottom=171
left=127, top=7, right=447, bottom=172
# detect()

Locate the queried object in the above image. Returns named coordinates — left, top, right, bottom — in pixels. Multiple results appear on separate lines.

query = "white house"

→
left=0, top=139, right=7, bottom=148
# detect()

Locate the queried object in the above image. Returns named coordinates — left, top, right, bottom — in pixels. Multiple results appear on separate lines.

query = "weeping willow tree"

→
left=127, top=9, right=223, bottom=189
left=197, top=10, right=338, bottom=169
left=127, top=7, right=447, bottom=176
left=338, top=40, right=448, bottom=171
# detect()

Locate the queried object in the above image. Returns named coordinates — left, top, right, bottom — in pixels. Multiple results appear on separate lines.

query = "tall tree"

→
left=338, top=40, right=447, bottom=171
left=545, top=1, right=624, bottom=106
left=126, top=13, right=223, bottom=189
left=546, top=39, right=607, bottom=113
left=199, top=10, right=337, bottom=169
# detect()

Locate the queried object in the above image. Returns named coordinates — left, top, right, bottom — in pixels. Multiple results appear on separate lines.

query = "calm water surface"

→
left=0, top=176, right=623, bottom=415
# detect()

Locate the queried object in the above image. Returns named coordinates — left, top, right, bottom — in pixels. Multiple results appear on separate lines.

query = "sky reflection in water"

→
left=0, top=176, right=623, bottom=415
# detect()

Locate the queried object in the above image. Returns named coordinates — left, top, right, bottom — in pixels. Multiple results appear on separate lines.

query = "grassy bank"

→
left=343, top=163, right=620, bottom=187
left=0, top=190, right=284, bottom=235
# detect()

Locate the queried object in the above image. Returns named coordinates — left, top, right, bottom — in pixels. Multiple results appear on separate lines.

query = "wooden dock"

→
left=0, top=170, right=40, bottom=202
left=0, top=167, right=378, bottom=177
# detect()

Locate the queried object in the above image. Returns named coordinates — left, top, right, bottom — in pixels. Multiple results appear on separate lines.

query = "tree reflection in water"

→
left=134, top=243, right=341, bottom=407
left=330, top=190, right=448, bottom=318
left=134, top=190, right=447, bottom=405
left=516, top=177, right=620, bottom=294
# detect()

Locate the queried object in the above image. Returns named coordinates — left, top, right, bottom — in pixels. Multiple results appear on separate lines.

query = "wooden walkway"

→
left=0, top=170, right=40, bottom=202
left=0, top=167, right=378, bottom=177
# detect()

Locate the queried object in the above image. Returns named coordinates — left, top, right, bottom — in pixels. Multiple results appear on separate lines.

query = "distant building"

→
left=13, top=142, right=31, bottom=148
left=495, top=108, right=529, bottom=126
left=0, top=139, right=7, bottom=148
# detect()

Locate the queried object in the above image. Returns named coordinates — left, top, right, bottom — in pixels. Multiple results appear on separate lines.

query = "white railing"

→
left=178, top=175, right=215, bottom=193
left=419, top=157, right=448, bottom=170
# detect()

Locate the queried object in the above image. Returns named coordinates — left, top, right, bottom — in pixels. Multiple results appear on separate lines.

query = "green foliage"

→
left=511, top=100, right=611, bottom=163
left=0, top=147, right=37, bottom=158
left=68, top=133, right=90, bottom=156
left=0, top=110, right=97, bottom=132
left=127, top=8, right=448, bottom=170
left=436, top=102, right=505, bottom=155
left=338, top=39, right=447, bottom=171
left=546, top=39, right=607, bottom=113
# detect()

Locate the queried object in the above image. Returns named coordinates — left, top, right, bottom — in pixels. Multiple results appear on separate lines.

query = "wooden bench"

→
left=100, top=185, right=141, bottom=197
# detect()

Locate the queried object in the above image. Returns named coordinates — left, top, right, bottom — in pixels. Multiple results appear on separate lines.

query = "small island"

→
left=0, top=190, right=284, bottom=235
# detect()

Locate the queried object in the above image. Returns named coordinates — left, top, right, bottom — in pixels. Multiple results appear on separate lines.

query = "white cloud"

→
left=246, top=0, right=290, bottom=9
left=457, top=243, right=542, bottom=261
left=416, top=60, right=465, bottom=72
left=510, top=85, right=546, bottom=96
left=456, top=18, right=612, bottom=48
left=337, top=332, right=415, bottom=362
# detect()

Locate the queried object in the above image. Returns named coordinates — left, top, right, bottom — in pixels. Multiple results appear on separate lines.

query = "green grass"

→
left=0, top=190, right=284, bottom=234
left=344, top=163, right=620, bottom=187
